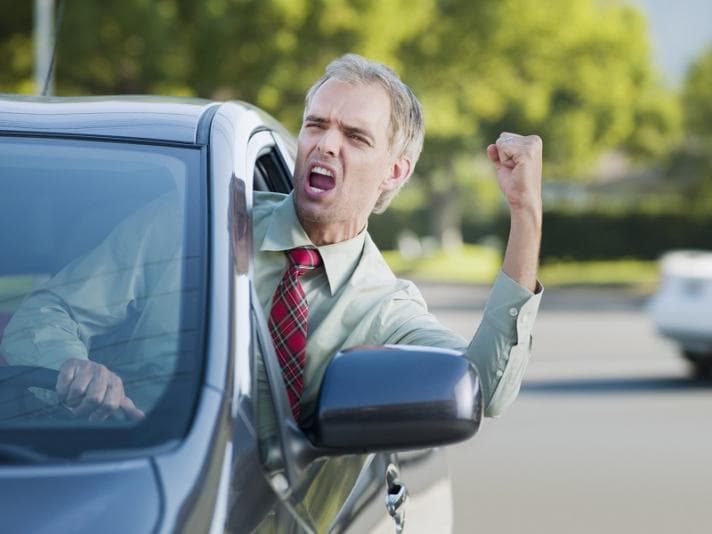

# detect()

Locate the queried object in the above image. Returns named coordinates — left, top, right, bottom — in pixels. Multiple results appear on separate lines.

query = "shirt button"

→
left=496, top=369, right=504, bottom=378
left=508, top=307, right=519, bottom=317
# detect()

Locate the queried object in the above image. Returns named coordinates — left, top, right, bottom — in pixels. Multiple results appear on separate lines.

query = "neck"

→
left=299, top=217, right=366, bottom=246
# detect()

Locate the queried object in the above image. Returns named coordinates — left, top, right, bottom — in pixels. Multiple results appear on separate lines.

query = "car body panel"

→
left=0, top=95, right=214, bottom=144
left=0, top=459, right=160, bottom=533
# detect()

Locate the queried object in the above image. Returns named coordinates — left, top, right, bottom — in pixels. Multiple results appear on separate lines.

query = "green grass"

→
left=382, top=244, right=502, bottom=284
left=382, top=244, right=660, bottom=290
left=538, top=259, right=659, bottom=290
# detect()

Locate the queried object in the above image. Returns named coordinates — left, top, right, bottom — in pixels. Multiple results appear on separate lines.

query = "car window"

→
left=0, top=136, right=207, bottom=458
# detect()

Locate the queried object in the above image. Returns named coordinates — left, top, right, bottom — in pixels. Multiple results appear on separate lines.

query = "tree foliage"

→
left=0, top=0, right=686, bottom=241
left=398, top=0, right=680, bottom=177
left=665, top=46, right=712, bottom=212
left=684, top=47, right=712, bottom=144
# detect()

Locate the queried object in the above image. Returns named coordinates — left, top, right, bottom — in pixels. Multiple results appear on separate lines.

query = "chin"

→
left=294, top=196, right=329, bottom=223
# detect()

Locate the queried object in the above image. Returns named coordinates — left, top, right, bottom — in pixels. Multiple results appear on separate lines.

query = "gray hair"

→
left=304, top=53, right=424, bottom=213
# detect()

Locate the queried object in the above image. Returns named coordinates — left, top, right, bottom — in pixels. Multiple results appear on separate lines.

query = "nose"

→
left=316, top=127, right=340, bottom=157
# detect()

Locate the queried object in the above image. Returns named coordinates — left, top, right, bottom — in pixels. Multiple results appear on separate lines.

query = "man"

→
left=252, top=53, right=542, bottom=421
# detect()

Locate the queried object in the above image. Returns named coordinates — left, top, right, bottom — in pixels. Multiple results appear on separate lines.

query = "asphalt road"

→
left=416, top=282, right=712, bottom=534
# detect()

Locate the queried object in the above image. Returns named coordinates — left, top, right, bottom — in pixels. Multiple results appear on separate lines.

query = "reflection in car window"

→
left=0, top=136, right=206, bottom=456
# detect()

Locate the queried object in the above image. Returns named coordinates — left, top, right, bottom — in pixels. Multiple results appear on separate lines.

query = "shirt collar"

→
left=259, top=192, right=367, bottom=296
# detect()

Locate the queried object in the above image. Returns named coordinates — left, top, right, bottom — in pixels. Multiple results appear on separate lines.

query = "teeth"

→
left=311, top=165, right=333, bottom=177
left=311, top=186, right=325, bottom=193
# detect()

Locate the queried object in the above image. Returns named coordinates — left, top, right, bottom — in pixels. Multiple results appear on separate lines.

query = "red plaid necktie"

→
left=268, top=247, right=322, bottom=420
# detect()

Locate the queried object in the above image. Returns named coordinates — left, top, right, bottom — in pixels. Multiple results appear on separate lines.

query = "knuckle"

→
left=86, top=392, right=103, bottom=406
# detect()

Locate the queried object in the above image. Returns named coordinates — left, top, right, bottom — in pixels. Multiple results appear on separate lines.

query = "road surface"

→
left=417, top=283, right=712, bottom=534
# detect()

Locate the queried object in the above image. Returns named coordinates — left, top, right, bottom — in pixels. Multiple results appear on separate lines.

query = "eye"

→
left=349, top=133, right=368, bottom=145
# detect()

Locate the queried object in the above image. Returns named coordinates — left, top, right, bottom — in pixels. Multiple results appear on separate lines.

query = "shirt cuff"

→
left=482, top=270, right=543, bottom=344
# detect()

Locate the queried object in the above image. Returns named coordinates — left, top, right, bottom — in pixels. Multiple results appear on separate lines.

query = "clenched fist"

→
left=486, top=132, right=543, bottom=216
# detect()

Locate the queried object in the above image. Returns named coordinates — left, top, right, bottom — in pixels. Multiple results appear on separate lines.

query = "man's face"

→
left=293, top=78, right=410, bottom=245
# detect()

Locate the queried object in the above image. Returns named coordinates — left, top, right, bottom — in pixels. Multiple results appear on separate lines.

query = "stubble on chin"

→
left=294, top=192, right=329, bottom=226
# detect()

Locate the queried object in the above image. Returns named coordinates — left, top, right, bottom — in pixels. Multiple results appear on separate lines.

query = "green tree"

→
left=684, top=47, right=712, bottom=144
left=393, top=0, right=680, bottom=246
left=1, top=0, right=681, bottom=245
left=186, top=0, right=436, bottom=131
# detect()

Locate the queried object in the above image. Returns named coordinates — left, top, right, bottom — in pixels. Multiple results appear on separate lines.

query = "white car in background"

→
left=649, top=250, right=712, bottom=377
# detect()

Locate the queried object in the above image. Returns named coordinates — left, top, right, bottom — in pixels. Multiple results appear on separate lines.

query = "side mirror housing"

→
left=309, top=346, right=482, bottom=452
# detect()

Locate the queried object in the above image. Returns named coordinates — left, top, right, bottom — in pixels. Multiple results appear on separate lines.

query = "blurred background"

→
left=2, top=1, right=712, bottom=532
left=2, top=0, right=711, bottom=283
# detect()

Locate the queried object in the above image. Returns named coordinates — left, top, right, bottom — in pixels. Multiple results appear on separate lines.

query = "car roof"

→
left=0, top=95, right=225, bottom=145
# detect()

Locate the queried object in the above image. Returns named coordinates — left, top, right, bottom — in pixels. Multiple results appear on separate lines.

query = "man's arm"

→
left=379, top=134, right=544, bottom=416
left=0, top=246, right=146, bottom=420
left=487, top=132, right=543, bottom=292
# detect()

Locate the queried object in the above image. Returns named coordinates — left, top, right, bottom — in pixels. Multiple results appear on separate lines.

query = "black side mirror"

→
left=309, top=345, right=482, bottom=453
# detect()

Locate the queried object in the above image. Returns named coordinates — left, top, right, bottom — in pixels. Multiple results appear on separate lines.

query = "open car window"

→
left=0, top=136, right=207, bottom=458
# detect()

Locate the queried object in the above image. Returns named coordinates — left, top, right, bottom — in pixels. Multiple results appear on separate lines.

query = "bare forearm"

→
left=501, top=205, right=542, bottom=293
left=486, top=132, right=543, bottom=293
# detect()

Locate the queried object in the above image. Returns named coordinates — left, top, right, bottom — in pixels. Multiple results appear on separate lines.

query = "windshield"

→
left=0, top=136, right=206, bottom=459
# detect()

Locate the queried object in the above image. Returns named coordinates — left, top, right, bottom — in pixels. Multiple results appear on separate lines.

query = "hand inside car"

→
left=56, top=359, right=145, bottom=421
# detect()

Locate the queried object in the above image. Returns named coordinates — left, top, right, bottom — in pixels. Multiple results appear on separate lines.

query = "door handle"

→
left=385, top=464, right=407, bottom=533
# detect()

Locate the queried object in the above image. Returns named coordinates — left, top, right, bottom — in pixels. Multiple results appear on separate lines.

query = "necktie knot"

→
left=287, top=247, right=322, bottom=272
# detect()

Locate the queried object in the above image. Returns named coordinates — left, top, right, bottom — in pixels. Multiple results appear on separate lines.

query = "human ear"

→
left=381, top=156, right=412, bottom=192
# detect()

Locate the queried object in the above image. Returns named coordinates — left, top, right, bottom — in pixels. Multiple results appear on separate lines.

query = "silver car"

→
left=0, top=96, right=482, bottom=533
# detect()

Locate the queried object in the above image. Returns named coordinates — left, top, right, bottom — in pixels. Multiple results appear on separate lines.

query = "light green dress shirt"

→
left=253, top=192, right=543, bottom=418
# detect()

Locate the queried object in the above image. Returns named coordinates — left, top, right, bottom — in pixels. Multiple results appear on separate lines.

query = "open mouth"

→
left=306, top=165, right=336, bottom=195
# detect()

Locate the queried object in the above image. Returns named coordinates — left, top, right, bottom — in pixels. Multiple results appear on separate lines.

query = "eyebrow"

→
left=304, top=114, right=328, bottom=125
left=304, top=114, right=375, bottom=146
